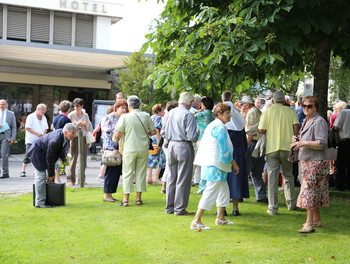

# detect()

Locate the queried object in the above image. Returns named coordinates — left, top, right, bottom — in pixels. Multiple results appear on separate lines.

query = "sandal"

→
left=190, top=221, right=210, bottom=230
left=298, top=225, right=315, bottom=233
left=66, top=182, right=74, bottom=186
left=215, top=219, right=234, bottom=225
left=136, top=200, right=143, bottom=206
left=119, top=201, right=129, bottom=207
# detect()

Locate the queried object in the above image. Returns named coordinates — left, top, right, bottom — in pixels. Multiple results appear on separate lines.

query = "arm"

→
left=26, top=127, right=44, bottom=137
left=149, top=129, right=157, bottom=136
left=9, top=112, right=17, bottom=143
left=259, top=129, right=266, bottom=134
left=293, top=124, right=299, bottom=136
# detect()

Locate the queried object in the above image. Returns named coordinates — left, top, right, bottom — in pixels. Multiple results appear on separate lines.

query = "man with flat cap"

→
left=162, top=92, right=199, bottom=215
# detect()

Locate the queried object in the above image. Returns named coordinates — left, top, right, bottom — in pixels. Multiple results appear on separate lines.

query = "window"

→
left=76, top=14, right=94, bottom=48
left=7, top=6, right=27, bottom=41
left=0, top=5, right=3, bottom=39
left=53, top=11, right=72, bottom=46
left=31, top=9, right=50, bottom=43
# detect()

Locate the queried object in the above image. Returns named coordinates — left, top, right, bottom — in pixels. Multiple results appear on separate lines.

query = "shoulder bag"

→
left=134, top=113, right=159, bottom=155
left=101, top=150, right=122, bottom=166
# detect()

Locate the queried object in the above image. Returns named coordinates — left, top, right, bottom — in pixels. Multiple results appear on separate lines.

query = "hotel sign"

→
left=59, top=0, right=107, bottom=14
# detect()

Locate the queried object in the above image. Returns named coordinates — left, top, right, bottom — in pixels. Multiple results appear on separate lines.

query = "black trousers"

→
left=104, top=165, right=122, bottom=193
left=335, top=139, right=350, bottom=191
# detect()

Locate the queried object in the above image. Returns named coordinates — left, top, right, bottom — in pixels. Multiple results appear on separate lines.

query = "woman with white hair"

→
left=114, top=96, right=156, bottom=207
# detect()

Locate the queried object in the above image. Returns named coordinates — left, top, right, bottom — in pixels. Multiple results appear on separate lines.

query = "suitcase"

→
left=33, top=182, right=66, bottom=206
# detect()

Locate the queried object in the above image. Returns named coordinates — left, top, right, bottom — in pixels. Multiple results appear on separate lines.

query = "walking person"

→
left=0, top=99, right=17, bottom=179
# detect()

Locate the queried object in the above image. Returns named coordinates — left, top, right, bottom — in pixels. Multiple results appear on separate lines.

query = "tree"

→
left=117, top=52, right=152, bottom=112
left=329, top=57, right=350, bottom=103
left=143, top=0, right=350, bottom=117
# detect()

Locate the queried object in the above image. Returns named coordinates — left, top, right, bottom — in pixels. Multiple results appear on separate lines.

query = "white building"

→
left=0, top=0, right=132, bottom=121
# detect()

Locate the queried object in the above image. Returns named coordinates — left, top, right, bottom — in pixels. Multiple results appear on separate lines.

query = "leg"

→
left=165, top=142, right=178, bottom=213
left=146, top=167, right=153, bottom=184
left=34, top=168, right=47, bottom=206
left=215, top=181, right=230, bottom=221
left=280, top=150, right=296, bottom=210
left=266, top=151, right=280, bottom=214
left=0, top=137, right=10, bottom=176
left=122, top=152, right=137, bottom=195
left=67, top=138, right=78, bottom=184
left=134, top=150, right=148, bottom=193
left=250, top=155, right=267, bottom=200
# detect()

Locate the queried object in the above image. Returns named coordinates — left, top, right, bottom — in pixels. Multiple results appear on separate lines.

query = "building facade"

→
left=0, top=0, right=130, bottom=124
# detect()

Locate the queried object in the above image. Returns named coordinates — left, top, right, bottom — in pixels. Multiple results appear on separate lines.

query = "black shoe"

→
left=35, top=204, right=53, bottom=208
left=214, top=210, right=227, bottom=216
left=254, top=198, right=268, bottom=204
left=233, top=210, right=241, bottom=216
left=0, top=175, right=9, bottom=179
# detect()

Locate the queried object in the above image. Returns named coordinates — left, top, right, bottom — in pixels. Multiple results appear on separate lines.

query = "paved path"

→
left=0, top=153, right=105, bottom=193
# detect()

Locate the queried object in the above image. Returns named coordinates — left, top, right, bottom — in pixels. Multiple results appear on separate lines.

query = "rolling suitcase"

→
left=33, top=182, right=66, bottom=206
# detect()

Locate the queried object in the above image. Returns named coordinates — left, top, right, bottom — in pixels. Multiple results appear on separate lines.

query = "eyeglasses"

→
left=302, top=104, right=314, bottom=109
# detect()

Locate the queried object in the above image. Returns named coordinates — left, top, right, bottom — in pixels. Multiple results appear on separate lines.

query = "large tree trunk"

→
left=313, top=37, right=331, bottom=120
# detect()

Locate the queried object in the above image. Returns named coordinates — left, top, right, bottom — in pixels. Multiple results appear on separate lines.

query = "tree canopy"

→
left=143, top=0, right=350, bottom=116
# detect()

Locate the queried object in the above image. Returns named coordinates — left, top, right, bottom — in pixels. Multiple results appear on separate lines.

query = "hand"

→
left=8, top=139, right=15, bottom=144
left=232, top=160, right=240, bottom=175
left=292, top=135, right=299, bottom=143
left=47, top=176, right=54, bottom=183
left=290, top=141, right=305, bottom=151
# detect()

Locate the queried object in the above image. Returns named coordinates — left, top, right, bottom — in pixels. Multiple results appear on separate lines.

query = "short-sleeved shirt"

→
left=194, top=109, right=214, bottom=140
left=258, top=103, right=299, bottom=155
left=334, top=109, right=350, bottom=140
left=116, top=109, right=155, bottom=153
left=245, top=106, right=261, bottom=140
left=68, top=111, right=91, bottom=136
left=25, top=112, right=49, bottom=144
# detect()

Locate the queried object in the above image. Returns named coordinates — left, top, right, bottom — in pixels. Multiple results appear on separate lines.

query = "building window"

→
left=31, top=9, right=50, bottom=44
left=0, top=5, right=3, bottom=39
left=75, top=14, right=94, bottom=48
left=7, top=6, right=27, bottom=41
left=53, top=11, right=72, bottom=46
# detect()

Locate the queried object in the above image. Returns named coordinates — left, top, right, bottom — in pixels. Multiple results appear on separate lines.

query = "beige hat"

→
left=179, top=92, right=195, bottom=104
left=273, top=90, right=285, bottom=103
left=240, top=95, right=254, bottom=105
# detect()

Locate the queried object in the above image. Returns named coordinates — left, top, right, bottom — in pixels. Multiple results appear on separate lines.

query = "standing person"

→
left=147, top=104, right=166, bottom=185
left=161, top=92, right=199, bottom=215
left=20, top=104, right=48, bottom=178
left=51, top=100, right=72, bottom=183
left=191, top=103, right=240, bottom=230
left=259, top=91, right=299, bottom=215
left=193, top=96, right=215, bottom=192
left=0, top=99, right=17, bottom=179
left=114, top=95, right=156, bottom=207
left=101, top=100, right=128, bottom=202
left=29, top=124, right=77, bottom=208
left=333, top=104, right=350, bottom=191
left=66, top=98, right=92, bottom=186
left=240, top=95, right=267, bottom=203
left=222, top=91, right=249, bottom=216
left=115, top=92, right=124, bottom=102
left=290, top=96, right=329, bottom=233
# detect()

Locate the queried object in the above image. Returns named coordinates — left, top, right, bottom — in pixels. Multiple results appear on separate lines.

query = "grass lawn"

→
left=0, top=186, right=349, bottom=264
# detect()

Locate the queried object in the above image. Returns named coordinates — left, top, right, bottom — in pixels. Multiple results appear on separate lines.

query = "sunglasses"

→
left=302, top=104, right=314, bottom=109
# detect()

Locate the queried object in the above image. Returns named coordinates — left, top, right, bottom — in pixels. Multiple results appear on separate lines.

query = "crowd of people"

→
left=0, top=90, right=350, bottom=233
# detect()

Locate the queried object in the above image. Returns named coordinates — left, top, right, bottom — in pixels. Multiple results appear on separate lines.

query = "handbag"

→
left=33, top=182, right=66, bottom=206
left=288, top=148, right=299, bottom=163
left=328, top=127, right=340, bottom=148
left=134, top=113, right=155, bottom=151
left=101, top=150, right=122, bottom=166
left=86, top=131, right=96, bottom=144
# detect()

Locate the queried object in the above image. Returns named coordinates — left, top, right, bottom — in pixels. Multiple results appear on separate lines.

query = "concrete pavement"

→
left=0, top=153, right=105, bottom=193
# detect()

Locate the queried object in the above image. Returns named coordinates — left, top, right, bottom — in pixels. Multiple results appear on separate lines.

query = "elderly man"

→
left=0, top=99, right=17, bottom=179
left=333, top=105, right=350, bottom=191
left=189, top=94, right=202, bottom=114
left=162, top=92, right=199, bottom=215
left=114, top=95, right=156, bottom=207
left=115, top=92, right=124, bottom=102
left=28, top=123, right=77, bottom=208
left=240, top=95, right=267, bottom=203
left=259, top=91, right=299, bottom=215
left=20, top=103, right=49, bottom=177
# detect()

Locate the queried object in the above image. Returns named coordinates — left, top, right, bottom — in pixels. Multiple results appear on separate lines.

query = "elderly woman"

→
left=101, top=99, right=128, bottom=202
left=291, top=96, right=329, bottom=233
left=67, top=98, right=92, bottom=186
left=191, top=103, right=239, bottom=230
left=114, top=96, right=156, bottom=207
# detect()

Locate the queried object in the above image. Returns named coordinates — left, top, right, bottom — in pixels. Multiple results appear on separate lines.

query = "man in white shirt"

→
left=20, top=104, right=48, bottom=177
left=0, top=99, right=17, bottom=179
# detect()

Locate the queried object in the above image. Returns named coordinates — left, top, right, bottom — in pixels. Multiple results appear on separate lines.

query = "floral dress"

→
left=147, top=114, right=166, bottom=168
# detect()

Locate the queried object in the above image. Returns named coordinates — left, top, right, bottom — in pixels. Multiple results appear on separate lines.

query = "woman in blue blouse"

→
left=101, top=99, right=128, bottom=202
left=191, top=103, right=239, bottom=230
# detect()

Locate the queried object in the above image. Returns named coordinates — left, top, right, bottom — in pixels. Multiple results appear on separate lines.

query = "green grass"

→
left=0, top=186, right=349, bottom=264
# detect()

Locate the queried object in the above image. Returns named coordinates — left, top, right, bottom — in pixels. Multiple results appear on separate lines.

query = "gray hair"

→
left=63, top=123, right=77, bottom=133
left=59, top=100, right=71, bottom=113
left=127, top=95, right=141, bottom=109
left=221, top=91, right=232, bottom=102
left=193, top=94, right=202, bottom=103
left=36, top=103, right=47, bottom=110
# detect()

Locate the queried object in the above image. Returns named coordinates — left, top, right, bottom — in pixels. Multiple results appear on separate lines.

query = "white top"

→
left=25, top=112, right=49, bottom=144
left=334, top=109, right=350, bottom=139
left=223, top=101, right=246, bottom=131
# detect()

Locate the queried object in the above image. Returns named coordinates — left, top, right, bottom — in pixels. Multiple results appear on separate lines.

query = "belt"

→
left=0, top=132, right=5, bottom=134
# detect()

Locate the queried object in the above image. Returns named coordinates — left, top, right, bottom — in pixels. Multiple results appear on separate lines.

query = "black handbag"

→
left=328, top=127, right=340, bottom=148
left=33, top=182, right=66, bottom=206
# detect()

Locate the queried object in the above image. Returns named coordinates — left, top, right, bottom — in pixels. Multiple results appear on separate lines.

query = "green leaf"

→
left=266, top=55, right=275, bottom=64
